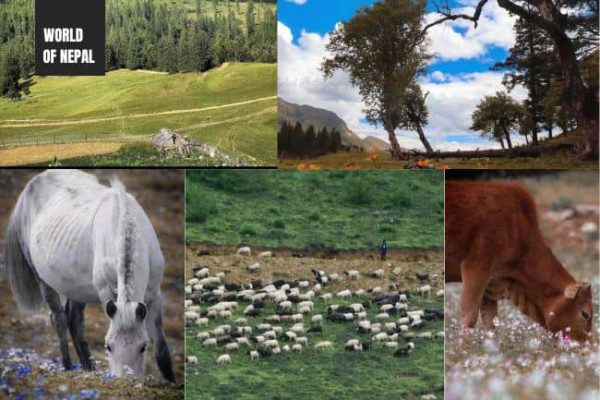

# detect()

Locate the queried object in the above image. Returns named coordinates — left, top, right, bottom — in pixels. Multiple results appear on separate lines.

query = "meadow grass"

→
left=0, top=63, right=276, bottom=164
left=185, top=170, right=444, bottom=250
left=186, top=284, right=444, bottom=400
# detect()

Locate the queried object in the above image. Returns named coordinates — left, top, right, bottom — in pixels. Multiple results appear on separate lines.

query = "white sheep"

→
left=195, top=267, right=210, bottom=278
left=217, top=354, right=232, bottom=365
left=315, top=341, right=333, bottom=350
left=357, top=311, right=368, bottom=320
left=196, top=331, right=210, bottom=340
left=320, top=293, right=333, bottom=302
left=257, top=323, right=272, bottom=331
left=399, top=294, right=408, bottom=302
left=263, top=339, right=279, bottom=348
left=355, top=289, right=366, bottom=296
left=436, top=331, right=445, bottom=339
left=399, top=324, right=409, bottom=332
left=346, top=270, right=359, bottom=280
left=372, top=269, right=385, bottom=279
left=279, top=300, right=293, bottom=310
left=329, top=273, right=340, bottom=282
left=384, top=341, right=399, bottom=349
left=380, top=304, right=394, bottom=313
left=184, top=300, right=193, bottom=308
left=344, top=313, right=355, bottom=321
left=247, top=262, right=261, bottom=273
left=236, top=246, right=251, bottom=256
left=271, top=347, right=281, bottom=355
left=436, top=289, right=444, bottom=298
left=384, top=322, right=397, bottom=332
left=186, top=356, right=198, bottom=365
left=372, top=332, right=388, bottom=342
left=282, top=345, right=291, bottom=353
left=376, top=313, right=390, bottom=321
left=225, top=342, right=240, bottom=352
left=421, top=394, right=436, bottom=400
left=298, top=305, right=312, bottom=315
left=291, top=313, right=304, bottom=323
left=250, top=350, right=260, bottom=360
left=311, top=315, right=323, bottom=325
left=258, top=251, right=273, bottom=258
left=295, top=337, right=308, bottom=346
left=350, top=303, right=365, bottom=313
left=298, top=280, right=310, bottom=289
left=417, top=332, right=433, bottom=339
left=196, top=318, right=209, bottom=327
left=185, top=311, right=200, bottom=322
left=203, top=338, right=217, bottom=347
left=236, top=337, right=251, bottom=347
left=419, top=285, right=432, bottom=297
left=345, top=339, right=360, bottom=348
left=185, top=286, right=192, bottom=295
left=264, top=331, right=277, bottom=340
left=292, top=344, right=303, bottom=352
left=337, top=289, right=352, bottom=299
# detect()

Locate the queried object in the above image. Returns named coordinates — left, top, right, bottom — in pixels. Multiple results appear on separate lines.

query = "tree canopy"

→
left=321, top=0, right=431, bottom=160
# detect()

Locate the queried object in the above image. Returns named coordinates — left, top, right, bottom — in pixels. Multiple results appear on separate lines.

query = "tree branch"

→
left=422, top=0, right=489, bottom=33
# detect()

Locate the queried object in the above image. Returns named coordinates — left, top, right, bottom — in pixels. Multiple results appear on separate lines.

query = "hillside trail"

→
left=0, top=95, right=277, bottom=128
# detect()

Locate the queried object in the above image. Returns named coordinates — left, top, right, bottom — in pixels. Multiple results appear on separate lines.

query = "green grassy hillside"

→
left=0, top=63, right=276, bottom=164
left=186, top=170, right=444, bottom=250
left=187, top=291, right=443, bottom=400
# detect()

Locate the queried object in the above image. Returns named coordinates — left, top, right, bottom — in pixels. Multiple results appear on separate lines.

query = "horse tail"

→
left=5, top=186, right=43, bottom=312
left=110, top=177, right=137, bottom=304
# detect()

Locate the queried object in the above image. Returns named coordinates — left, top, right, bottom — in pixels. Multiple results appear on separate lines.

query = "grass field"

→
left=185, top=170, right=444, bottom=250
left=185, top=250, right=444, bottom=400
left=445, top=172, right=600, bottom=399
left=0, top=63, right=277, bottom=165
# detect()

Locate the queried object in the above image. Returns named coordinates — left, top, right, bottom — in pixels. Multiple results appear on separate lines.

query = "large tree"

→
left=494, top=17, right=559, bottom=143
left=425, top=0, right=599, bottom=159
left=471, top=92, right=526, bottom=149
left=321, top=0, right=431, bottom=161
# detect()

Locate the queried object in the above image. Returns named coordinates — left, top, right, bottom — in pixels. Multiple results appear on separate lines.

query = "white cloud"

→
left=278, top=10, right=533, bottom=151
left=283, top=0, right=308, bottom=5
left=425, top=2, right=516, bottom=62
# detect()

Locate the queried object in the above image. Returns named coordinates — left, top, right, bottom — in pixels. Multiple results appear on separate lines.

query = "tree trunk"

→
left=497, top=0, right=598, bottom=159
left=525, top=134, right=529, bottom=145
left=547, top=121, right=553, bottom=138
left=499, top=138, right=506, bottom=150
left=415, top=123, right=434, bottom=153
left=502, top=126, right=513, bottom=149
left=384, top=121, right=403, bottom=161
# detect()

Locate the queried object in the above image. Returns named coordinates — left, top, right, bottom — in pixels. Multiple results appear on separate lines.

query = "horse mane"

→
left=110, top=177, right=138, bottom=306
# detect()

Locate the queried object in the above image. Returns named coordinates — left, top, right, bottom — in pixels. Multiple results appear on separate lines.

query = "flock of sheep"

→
left=185, top=246, right=444, bottom=367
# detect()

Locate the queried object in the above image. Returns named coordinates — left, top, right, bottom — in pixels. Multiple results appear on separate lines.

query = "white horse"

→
left=4, top=170, right=175, bottom=382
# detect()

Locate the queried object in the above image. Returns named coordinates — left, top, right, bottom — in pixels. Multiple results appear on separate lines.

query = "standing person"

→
left=379, top=239, right=388, bottom=261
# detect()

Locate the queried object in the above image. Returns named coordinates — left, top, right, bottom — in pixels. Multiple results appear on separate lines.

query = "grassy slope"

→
left=0, top=63, right=277, bottom=164
left=186, top=170, right=444, bottom=250
left=186, top=294, right=443, bottom=400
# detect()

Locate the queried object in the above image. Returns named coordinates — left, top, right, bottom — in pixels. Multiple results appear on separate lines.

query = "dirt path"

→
left=0, top=96, right=277, bottom=128
left=0, top=143, right=123, bottom=166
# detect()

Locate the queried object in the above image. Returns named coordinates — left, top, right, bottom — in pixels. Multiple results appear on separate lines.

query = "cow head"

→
left=547, top=282, right=594, bottom=342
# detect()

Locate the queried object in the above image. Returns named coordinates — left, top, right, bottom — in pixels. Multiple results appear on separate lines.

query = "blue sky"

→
left=278, top=0, right=532, bottom=151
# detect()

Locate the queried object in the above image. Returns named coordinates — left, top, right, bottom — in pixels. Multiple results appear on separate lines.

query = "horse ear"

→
left=135, top=302, right=147, bottom=321
left=105, top=300, right=117, bottom=319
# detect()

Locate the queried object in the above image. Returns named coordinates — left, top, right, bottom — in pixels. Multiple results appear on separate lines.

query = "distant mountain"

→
left=363, top=136, right=391, bottom=152
left=278, top=98, right=390, bottom=152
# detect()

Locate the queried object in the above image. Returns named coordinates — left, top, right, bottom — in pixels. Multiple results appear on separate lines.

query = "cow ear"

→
left=564, top=282, right=592, bottom=300
left=135, top=302, right=147, bottom=321
left=105, top=300, right=117, bottom=319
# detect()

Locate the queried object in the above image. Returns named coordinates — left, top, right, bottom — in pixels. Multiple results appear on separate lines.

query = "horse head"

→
left=104, top=299, right=150, bottom=379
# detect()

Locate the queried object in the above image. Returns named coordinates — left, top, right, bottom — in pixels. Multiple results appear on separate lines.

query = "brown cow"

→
left=445, top=180, right=594, bottom=342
